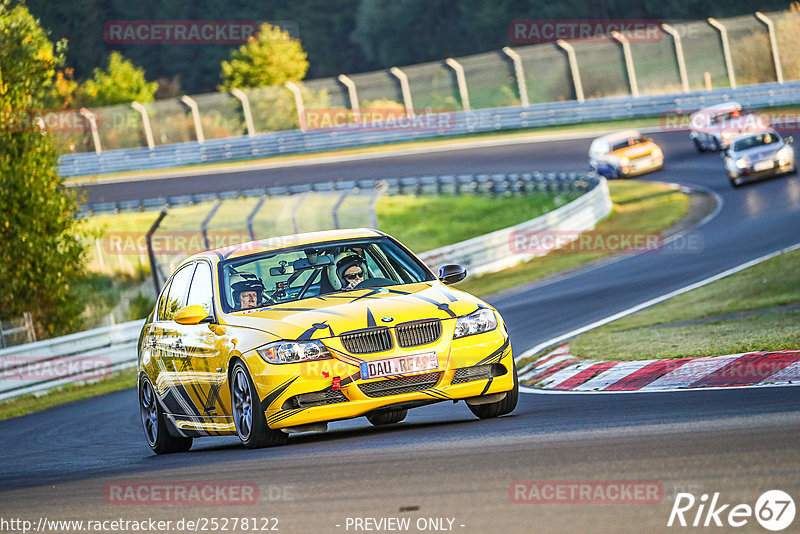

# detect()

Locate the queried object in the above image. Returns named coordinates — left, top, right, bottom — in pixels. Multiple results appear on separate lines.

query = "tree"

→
left=0, top=1, right=90, bottom=336
left=78, top=51, right=158, bottom=107
left=219, top=23, right=308, bottom=90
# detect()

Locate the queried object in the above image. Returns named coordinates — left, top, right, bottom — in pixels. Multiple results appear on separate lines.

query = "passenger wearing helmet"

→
left=230, top=273, right=266, bottom=309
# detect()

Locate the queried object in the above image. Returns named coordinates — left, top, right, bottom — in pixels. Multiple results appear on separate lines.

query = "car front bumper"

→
left=249, top=331, right=515, bottom=429
left=730, top=159, right=795, bottom=181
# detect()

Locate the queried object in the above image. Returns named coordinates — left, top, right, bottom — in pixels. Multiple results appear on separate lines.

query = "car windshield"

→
left=610, top=136, right=647, bottom=152
left=733, top=132, right=780, bottom=152
left=219, top=236, right=435, bottom=311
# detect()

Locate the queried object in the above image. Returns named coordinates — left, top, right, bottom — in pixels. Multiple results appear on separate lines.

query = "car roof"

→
left=595, top=129, right=643, bottom=143
left=186, top=228, right=386, bottom=263
left=698, top=101, right=742, bottom=113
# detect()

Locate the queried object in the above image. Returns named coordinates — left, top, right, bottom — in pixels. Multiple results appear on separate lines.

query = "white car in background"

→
left=689, top=102, right=768, bottom=152
left=723, top=128, right=795, bottom=187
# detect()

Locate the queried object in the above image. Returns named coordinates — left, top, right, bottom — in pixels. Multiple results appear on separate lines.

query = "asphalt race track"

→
left=3, top=131, right=800, bottom=533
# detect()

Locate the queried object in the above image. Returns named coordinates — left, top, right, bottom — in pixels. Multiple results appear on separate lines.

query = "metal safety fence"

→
left=0, top=173, right=610, bottom=400
left=49, top=9, right=800, bottom=175
left=59, top=78, right=800, bottom=178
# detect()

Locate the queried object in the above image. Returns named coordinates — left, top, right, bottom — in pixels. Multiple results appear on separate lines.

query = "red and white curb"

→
left=519, top=345, right=800, bottom=392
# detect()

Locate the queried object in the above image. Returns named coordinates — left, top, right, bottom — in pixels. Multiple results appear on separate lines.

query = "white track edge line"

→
left=516, top=240, right=800, bottom=373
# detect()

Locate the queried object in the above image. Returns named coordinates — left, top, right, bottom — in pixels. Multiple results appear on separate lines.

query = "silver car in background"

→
left=690, top=102, right=767, bottom=152
left=723, top=129, right=795, bottom=187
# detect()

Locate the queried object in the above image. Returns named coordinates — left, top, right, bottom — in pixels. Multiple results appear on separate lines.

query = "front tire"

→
left=693, top=137, right=706, bottom=153
left=468, top=365, right=519, bottom=419
left=139, top=375, right=192, bottom=454
left=366, top=409, right=408, bottom=426
left=231, top=361, right=288, bottom=449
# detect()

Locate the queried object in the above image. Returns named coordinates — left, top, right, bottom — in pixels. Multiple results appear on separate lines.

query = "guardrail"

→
left=60, top=80, right=800, bottom=178
left=417, top=177, right=611, bottom=276
left=0, top=320, right=143, bottom=401
left=82, top=171, right=597, bottom=214
left=2, top=173, right=606, bottom=400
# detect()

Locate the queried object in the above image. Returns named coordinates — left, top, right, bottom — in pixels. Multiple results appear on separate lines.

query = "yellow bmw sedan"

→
left=138, top=228, right=517, bottom=453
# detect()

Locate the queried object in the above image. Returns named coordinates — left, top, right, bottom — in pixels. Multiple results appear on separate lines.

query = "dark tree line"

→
left=24, top=0, right=793, bottom=94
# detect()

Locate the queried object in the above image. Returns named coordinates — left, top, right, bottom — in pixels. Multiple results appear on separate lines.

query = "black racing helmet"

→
left=231, top=273, right=266, bottom=307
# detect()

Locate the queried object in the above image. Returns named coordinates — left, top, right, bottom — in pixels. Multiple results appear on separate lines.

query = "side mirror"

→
left=438, top=264, right=467, bottom=285
left=175, top=305, right=213, bottom=325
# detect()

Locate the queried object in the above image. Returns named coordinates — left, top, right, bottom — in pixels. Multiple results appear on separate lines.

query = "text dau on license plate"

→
left=360, top=352, right=438, bottom=380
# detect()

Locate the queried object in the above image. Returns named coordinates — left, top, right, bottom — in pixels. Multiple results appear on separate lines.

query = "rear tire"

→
left=693, top=137, right=706, bottom=153
left=366, top=409, right=408, bottom=426
left=139, top=375, right=193, bottom=454
left=231, top=361, right=288, bottom=449
left=729, top=176, right=742, bottom=188
left=467, top=365, right=519, bottom=419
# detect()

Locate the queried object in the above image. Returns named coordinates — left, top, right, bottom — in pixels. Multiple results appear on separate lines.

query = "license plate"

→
left=754, top=160, right=774, bottom=172
left=360, top=352, right=438, bottom=380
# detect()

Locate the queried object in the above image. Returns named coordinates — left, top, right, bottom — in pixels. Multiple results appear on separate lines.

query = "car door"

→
left=149, top=262, right=198, bottom=418
left=177, top=260, right=234, bottom=423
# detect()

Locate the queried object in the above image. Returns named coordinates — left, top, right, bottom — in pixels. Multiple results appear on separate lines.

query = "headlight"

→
left=453, top=309, right=498, bottom=339
left=778, top=146, right=793, bottom=160
left=256, top=340, right=332, bottom=364
left=736, top=158, right=747, bottom=169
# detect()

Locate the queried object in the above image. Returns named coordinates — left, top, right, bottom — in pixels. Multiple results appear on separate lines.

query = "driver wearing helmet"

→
left=231, top=273, right=266, bottom=309
left=336, top=253, right=367, bottom=290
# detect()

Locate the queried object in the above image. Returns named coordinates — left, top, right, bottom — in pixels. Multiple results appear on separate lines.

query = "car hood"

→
left=221, top=282, right=487, bottom=341
left=736, top=144, right=786, bottom=161
left=610, top=142, right=658, bottom=159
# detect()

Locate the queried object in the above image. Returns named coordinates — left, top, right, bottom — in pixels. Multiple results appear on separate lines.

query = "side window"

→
left=186, top=262, right=214, bottom=316
left=156, top=280, right=172, bottom=321
left=163, top=264, right=196, bottom=321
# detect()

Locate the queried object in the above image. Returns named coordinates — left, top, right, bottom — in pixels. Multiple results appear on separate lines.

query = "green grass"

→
left=0, top=368, right=137, bottom=422
left=378, top=193, right=578, bottom=252
left=83, top=192, right=580, bottom=261
left=571, top=311, right=800, bottom=361
left=457, top=181, right=690, bottom=298
left=570, top=247, right=800, bottom=361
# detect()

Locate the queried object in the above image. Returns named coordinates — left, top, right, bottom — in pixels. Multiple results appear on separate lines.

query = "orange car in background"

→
left=588, top=130, right=664, bottom=179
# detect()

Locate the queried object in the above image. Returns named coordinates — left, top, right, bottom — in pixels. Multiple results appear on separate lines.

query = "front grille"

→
left=358, top=372, right=442, bottom=398
left=396, top=319, right=442, bottom=348
left=451, top=363, right=506, bottom=384
left=284, top=389, right=349, bottom=409
left=341, top=327, right=393, bottom=354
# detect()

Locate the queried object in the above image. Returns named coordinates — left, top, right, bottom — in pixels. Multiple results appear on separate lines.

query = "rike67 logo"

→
left=668, top=490, right=795, bottom=531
